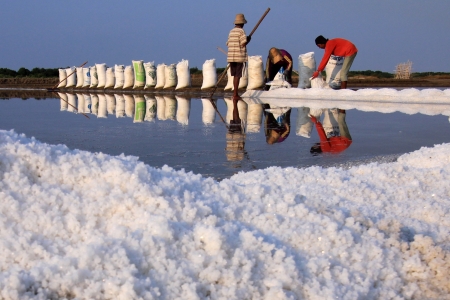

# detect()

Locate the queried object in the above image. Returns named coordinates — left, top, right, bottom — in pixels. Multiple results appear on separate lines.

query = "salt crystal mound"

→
left=243, top=88, right=450, bottom=117
left=1, top=129, right=449, bottom=299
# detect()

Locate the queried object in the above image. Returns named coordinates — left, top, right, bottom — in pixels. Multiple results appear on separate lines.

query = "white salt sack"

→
left=175, top=59, right=191, bottom=89
left=325, top=55, right=344, bottom=89
left=124, top=94, right=134, bottom=117
left=90, top=93, right=98, bottom=115
left=133, top=95, right=145, bottom=123
left=201, top=98, right=216, bottom=125
left=201, top=59, right=217, bottom=89
left=123, top=66, right=134, bottom=89
left=176, top=95, right=190, bottom=125
left=155, top=64, right=166, bottom=88
left=115, top=94, right=125, bottom=118
left=95, top=63, right=107, bottom=88
left=82, top=68, right=91, bottom=87
left=105, top=67, right=115, bottom=88
left=106, top=94, right=116, bottom=114
left=143, top=62, right=156, bottom=88
left=246, top=103, right=263, bottom=133
left=132, top=60, right=145, bottom=88
left=247, top=55, right=264, bottom=90
left=144, top=95, right=157, bottom=122
left=295, top=107, right=313, bottom=138
left=89, top=66, right=98, bottom=88
left=58, top=92, right=68, bottom=110
left=97, top=94, right=107, bottom=118
left=65, top=67, right=76, bottom=87
left=298, top=52, right=316, bottom=89
left=83, top=94, right=91, bottom=113
left=57, top=69, right=67, bottom=88
left=164, top=64, right=177, bottom=89
left=76, top=67, right=84, bottom=87
left=310, top=75, right=328, bottom=89
left=155, top=95, right=166, bottom=120
left=114, top=65, right=125, bottom=89
left=164, top=96, right=177, bottom=120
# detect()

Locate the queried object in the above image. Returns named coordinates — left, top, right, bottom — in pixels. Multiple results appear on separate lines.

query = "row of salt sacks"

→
left=132, top=60, right=145, bottom=89
left=201, top=59, right=217, bottom=89
left=144, top=62, right=156, bottom=88
left=298, top=52, right=316, bottom=89
left=224, top=62, right=248, bottom=90
left=325, top=55, right=344, bottom=89
left=246, top=55, right=265, bottom=90
left=114, top=65, right=125, bottom=89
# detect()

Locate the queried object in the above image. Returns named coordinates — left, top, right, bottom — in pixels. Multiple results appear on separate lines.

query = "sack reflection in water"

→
left=59, top=92, right=68, bottom=111
left=90, top=94, right=99, bottom=115
left=224, top=97, right=247, bottom=124
left=156, top=95, right=166, bottom=120
left=83, top=94, right=91, bottom=114
left=97, top=94, right=107, bottom=118
left=134, top=95, right=145, bottom=123
left=246, top=103, right=263, bottom=133
left=176, top=96, right=190, bottom=125
left=76, top=93, right=85, bottom=114
left=201, top=98, right=216, bottom=125
left=164, top=96, right=177, bottom=120
left=106, top=94, right=116, bottom=115
left=115, top=94, right=125, bottom=118
left=124, top=94, right=134, bottom=118
left=144, top=95, right=157, bottom=122
left=67, top=93, right=76, bottom=113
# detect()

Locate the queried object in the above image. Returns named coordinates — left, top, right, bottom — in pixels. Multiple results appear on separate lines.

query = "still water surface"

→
left=1, top=92, right=450, bottom=179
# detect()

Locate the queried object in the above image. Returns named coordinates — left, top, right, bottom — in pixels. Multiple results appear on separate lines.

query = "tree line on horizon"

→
left=0, top=67, right=448, bottom=79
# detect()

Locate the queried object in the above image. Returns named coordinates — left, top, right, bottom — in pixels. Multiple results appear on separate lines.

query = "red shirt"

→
left=317, top=38, right=358, bottom=72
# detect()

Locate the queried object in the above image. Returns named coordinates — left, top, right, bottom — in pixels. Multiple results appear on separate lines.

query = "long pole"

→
left=51, top=61, right=88, bottom=90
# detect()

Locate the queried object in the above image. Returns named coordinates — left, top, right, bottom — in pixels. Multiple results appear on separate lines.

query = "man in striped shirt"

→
left=227, top=13, right=251, bottom=102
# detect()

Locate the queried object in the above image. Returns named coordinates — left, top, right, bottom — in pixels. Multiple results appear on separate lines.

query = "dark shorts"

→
left=229, top=62, right=244, bottom=78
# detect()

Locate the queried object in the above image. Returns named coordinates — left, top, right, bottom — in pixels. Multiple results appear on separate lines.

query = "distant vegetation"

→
left=411, top=72, right=450, bottom=78
left=0, top=67, right=59, bottom=78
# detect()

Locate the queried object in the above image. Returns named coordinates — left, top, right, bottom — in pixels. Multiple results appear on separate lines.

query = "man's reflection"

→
left=310, top=109, right=352, bottom=154
left=225, top=97, right=247, bottom=164
left=264, top=104, right=291, bottom=144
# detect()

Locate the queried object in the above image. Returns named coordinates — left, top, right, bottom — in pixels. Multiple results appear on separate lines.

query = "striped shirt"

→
left=226, top=27, right=247, bottom=63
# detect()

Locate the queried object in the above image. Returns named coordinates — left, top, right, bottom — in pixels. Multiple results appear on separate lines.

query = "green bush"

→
left=0, top=67, right=60, bottom=78
left=348, top=70, right=394, bottom=79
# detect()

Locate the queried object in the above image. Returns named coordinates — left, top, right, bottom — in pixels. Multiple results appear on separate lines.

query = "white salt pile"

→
left=0, top=129, right=449, bottom=299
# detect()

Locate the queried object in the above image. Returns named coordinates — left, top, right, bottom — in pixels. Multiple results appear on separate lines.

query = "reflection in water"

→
left=156, top=95, right=166, bottom=120
left=67, top=93, right=76, bottom=113
left=247, top=103, right=263, bottom=133
left=264, top=104, right=292, bottom=144
left=124, top=94, right=134, bottom=118
left=77, top=93, right=85, bottom=114
left=310, top=108, right=352, bottom=154
left=59, top=93, right=68, bottom=111
left=225, top=132, right=246, bottom=164
left=164, top=96, right=177, bottom=121
left=106, top=94, right=116, bottom=115
left=83, top=94, right=91, bottom=114
left=115, top=94, right=125, bottom=118
left=144, top=95, right=157, bottom=122
left=201, top=98, right=216, bottom=125
left=91, top=93, right=99, bottom=115
left=176, top=96, right=190, bottom=125
left=134, top=95, right=145, bottom=123
left=98, top=94, right=107, bottom=118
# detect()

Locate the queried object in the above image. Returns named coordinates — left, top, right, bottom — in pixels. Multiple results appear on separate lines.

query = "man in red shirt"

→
left=311, top=35, right=358, bottom=89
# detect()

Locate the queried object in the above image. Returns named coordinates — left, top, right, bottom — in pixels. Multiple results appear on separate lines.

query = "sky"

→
left=1, top=0, right=449, bottom=73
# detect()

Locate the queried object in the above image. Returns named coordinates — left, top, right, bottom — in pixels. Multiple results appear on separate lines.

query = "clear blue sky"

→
left=1, top=0, right=449, bottom=72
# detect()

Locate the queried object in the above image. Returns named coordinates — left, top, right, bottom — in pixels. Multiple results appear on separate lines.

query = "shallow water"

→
left=1, top=92, right=450, bottom=179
